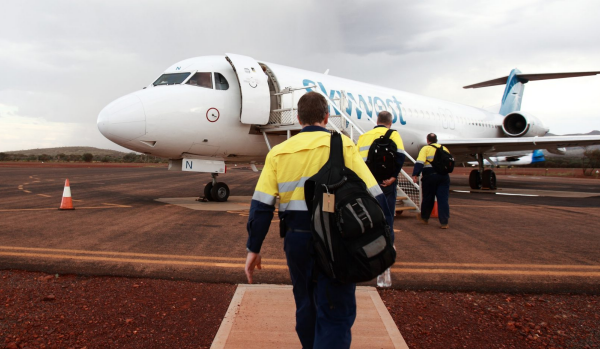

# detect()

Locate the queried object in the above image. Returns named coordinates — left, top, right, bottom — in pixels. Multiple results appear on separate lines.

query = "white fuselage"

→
left=97, top=55, right=546, bottom=162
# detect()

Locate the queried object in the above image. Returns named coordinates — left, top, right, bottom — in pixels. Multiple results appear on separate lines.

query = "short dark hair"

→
left=377, top=111, right=393, bottom=125
left=298, top=92, right=328, bottom=125
left=427, top=133, right=437, bottom=143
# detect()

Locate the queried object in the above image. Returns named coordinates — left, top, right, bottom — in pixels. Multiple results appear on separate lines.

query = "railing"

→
left=315, top=90, right=421, bottom=213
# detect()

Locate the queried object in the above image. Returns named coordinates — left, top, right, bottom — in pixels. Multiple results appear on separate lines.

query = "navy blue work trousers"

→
left=284, top=229, right=356, bottom=349
left=420, top=173, right=450, bottom=224
left=381, top=183, right=397, bottom=226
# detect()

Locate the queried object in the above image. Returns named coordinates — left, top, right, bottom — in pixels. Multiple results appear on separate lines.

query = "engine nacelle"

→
left=502, top=112, right=548, bottom=137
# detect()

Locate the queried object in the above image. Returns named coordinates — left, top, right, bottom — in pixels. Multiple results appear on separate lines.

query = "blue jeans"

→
left=421, top=173, right=450, bottom=224
left=284, top=229, right=356, bottom=349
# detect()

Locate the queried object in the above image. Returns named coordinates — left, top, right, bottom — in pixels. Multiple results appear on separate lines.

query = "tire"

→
left=481, top=169, right=497, bottom=190
left=469, top=170, right=481, bottom=190
left=204, top=182, right=214, bottom=201
left=211, top=182, right=230, bottom=202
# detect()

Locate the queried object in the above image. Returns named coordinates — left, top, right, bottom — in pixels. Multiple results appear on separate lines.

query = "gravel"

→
left=2, top=269, right=598, bottom=349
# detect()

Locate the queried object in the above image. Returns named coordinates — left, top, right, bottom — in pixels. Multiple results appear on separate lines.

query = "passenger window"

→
left=214, top=73, right=229, bottom=90
left=186, top=72, right=213, bottom=89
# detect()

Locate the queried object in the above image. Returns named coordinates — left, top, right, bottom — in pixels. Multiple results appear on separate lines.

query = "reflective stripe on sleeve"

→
left=368, top=184, right=383, bottom=197
left=416, top=160, right=425, bottom=164
left=362, top=157, right=367, bottom=161
left=424, top=164, right=432, bottom=168
left=278, top=177, right=309, bottom=193
left=252, top=191, right=276, bottom=206
left=279, top=200, right=308, bottom=212
left=426, top=155, right=434, bottom=159
left=359, top=146, right=371, bottom=152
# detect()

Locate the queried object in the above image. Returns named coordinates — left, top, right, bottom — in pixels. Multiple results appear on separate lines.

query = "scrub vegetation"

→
left=0, top=147, right=167, bottom=163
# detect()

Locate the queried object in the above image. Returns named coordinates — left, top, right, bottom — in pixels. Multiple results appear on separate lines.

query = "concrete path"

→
left=211, top=284, right=409, bottom=349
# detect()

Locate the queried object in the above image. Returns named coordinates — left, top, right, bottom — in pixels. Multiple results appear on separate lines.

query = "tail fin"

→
left=531, top=149, right=545, bottom=164
left=463, top=69, right=600, bottom=116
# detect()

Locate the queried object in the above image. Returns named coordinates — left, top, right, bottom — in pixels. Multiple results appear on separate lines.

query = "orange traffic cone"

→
left=59, top=179, right=75, bottom=210
left=431, top=199, right=438, bottom=218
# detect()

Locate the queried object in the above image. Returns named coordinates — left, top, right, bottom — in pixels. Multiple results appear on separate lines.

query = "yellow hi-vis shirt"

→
left=252, top=130, right=383, bottom=212
left=416, top=143, right=450, bottom=166
left=356, top=126, right=405, bottom=161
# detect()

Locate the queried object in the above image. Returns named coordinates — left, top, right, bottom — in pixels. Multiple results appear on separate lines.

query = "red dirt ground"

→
left=0, top=270, right=235, bottom=349
left=380, top=289, right=600, bottom=349
left=2, top=270, right=598, bottom=349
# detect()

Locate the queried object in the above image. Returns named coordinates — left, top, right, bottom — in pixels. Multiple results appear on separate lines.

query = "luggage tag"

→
left=323, top=192, right=335, bottom=213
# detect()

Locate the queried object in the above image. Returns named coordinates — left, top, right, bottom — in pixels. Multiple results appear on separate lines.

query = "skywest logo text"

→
left=303, top=79, right=407, bottom=125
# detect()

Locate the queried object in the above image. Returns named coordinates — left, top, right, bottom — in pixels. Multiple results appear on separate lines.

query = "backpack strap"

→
left=329, top=132, right=345, bottom=168
left=382, top=129, right=394, bottom=142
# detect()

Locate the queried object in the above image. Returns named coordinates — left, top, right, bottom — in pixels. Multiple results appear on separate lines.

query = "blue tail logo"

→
left=499, top=69, right=526, bottom=116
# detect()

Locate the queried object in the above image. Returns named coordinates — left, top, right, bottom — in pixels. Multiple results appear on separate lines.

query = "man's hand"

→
left=381, top=177, right=396, bottom=187
left=244, top=252, right=262, bottom=284
left=412, top=176, right=419, bottom=183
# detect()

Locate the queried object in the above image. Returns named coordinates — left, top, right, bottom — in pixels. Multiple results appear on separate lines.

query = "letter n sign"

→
left=185, top=160, right=193, bottom=169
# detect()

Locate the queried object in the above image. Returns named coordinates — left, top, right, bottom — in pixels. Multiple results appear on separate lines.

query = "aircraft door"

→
left=225, top=53, right=270, bottom=125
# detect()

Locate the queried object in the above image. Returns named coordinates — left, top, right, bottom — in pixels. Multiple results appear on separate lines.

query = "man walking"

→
left=357, top=111, right=406, bottom=220
left=244, top=92, right=393, bottom=349
left=412, top=133, right=451, bottom=228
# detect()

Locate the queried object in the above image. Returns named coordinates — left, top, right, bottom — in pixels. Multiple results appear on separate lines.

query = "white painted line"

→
left=496, top=193, right=539, bottom=197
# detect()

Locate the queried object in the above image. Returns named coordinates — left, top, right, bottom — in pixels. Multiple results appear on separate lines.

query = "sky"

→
left=1, top=0, right=599, bottom=152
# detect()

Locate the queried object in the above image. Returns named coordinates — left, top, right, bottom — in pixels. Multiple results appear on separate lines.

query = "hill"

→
left=4, top=146, right=130, bottom=157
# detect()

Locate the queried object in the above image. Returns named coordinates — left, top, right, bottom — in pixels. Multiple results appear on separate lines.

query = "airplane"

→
left=467, top=149, right=545, bottom=167
left=97, top=53, right=600, bottom=202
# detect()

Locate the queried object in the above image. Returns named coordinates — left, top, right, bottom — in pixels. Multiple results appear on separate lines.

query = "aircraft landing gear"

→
left=469, top=170, right=481, bottom=190
left=481, top=169, right=497, bottom=190
left=203, top=173, right=230, bottom=202
left=468, top=153, right=497, bottom=190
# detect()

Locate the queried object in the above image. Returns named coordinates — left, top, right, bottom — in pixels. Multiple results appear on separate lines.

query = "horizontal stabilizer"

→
left=463, top=71, right=600, bottom=89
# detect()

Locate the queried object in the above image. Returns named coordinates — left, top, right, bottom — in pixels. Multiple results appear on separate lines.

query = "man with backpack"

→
left=244, top=92, right=393, bottom=349
left=357, top=111, right=406, bottom=221
left=411, top=133, right=453, bottom=229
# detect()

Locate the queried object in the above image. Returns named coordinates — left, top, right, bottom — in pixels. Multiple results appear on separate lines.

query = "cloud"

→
left=0, top=103, right=129, bottom=152
left=0, top=0, right=599, bottom=154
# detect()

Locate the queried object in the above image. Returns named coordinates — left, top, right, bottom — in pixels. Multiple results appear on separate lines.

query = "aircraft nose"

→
left=97, top=94, right=146, bottom=142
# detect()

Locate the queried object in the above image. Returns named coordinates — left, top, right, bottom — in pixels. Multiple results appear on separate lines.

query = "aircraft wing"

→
left=440, top=135, right=600, bottom=156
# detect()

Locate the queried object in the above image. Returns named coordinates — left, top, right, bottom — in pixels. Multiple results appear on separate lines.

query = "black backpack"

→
left=430, top=144, right=455, bottom=174
left=366, top=129, right=397, bottom=182
left=304, top=132, right=396, bottom=284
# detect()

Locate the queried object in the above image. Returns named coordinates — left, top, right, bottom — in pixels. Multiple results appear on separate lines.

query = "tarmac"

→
left=1, top=163, right=600, bottom=347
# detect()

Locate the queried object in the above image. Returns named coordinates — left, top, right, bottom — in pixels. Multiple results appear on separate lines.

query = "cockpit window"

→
left=153, top=73, right=191, bottom=86
left=186, top=72, right=213, bottom=89
left=214, top=73, right=229, bottom=90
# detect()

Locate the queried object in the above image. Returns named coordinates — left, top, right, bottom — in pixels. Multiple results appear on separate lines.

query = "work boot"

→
left=440, top=224, right=449, bottom=229
left=416, top=213, right=428, bottom=224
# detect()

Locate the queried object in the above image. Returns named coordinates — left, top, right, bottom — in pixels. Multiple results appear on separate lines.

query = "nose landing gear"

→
left=203, top=173, right=230, bottom=202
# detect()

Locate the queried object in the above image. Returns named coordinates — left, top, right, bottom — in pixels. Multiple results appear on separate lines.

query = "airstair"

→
left=258, top=86, right=421, bottom=213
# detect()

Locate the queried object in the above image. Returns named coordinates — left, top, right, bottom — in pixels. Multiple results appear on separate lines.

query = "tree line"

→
left=0, top=152, right=167, bottom=163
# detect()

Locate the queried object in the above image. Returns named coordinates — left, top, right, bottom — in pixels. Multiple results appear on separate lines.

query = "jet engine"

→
left=501, top=112, right=548, bottom=137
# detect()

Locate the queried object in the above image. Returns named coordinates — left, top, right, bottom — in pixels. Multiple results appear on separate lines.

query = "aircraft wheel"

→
left=469, top=170, right=481, bottom=190
left=211, top=182, right=230, bottom=202
left=204, top=182, right=215, bottom=201
left=481, top=169, right=497, bottom=190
